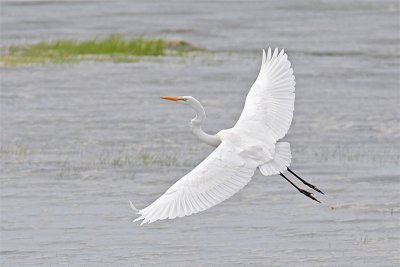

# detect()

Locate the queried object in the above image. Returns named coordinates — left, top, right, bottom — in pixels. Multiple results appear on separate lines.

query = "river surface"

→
left=1, top=0, right=399, bottom=266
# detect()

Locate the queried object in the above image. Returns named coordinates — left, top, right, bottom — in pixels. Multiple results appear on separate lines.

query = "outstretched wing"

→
left=133, top=140, right=259, bottom=225
left=235, top=48, right=295, bottom=142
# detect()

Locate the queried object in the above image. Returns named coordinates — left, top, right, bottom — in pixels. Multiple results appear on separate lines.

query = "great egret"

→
left=131, top=47, right=323, bottom=225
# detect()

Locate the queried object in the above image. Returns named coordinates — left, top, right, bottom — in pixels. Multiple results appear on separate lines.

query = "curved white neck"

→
left=189, top=99, right=221, bottom=147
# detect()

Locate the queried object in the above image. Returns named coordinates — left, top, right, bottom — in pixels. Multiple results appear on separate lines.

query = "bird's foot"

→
left=298, top=188, right=321, bottom=203
left=287, top=168, right=324, bottom=195
left=301, top=181, right=324, bottom=195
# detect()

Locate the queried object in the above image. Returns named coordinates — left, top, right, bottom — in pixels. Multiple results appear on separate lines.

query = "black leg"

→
left=287, top=167, right=324, bottom=195
left=280, top=173, right=321, bottom=203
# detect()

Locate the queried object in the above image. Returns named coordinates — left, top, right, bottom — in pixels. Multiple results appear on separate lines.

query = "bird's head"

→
left=160, top=95, right=205, bottom=121
left=160, top=95, right=193, bottom=105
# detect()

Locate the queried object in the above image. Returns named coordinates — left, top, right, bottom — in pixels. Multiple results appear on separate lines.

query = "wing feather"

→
left=133, top=141, right=258, bottom=225
left=235, top=47, right=295, bottom=142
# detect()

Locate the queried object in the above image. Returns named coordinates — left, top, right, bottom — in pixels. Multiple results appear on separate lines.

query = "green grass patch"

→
left=0, top=35, right=200, bottom=66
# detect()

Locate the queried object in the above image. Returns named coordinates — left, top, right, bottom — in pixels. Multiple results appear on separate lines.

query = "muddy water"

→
left=1, top=0, right=399, bottom=266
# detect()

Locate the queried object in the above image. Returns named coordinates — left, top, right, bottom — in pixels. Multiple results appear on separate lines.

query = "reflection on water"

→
left=1, top=0, right=399, bottom=266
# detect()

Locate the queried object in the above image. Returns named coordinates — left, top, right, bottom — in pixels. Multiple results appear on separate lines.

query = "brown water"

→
left=1, top=0, right=399, bottom=266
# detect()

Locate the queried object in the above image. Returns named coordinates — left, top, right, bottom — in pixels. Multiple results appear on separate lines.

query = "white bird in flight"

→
left=131, top=47, right=323, bottom=225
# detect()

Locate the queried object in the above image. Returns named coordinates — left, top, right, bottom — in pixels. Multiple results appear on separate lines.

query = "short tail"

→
left=259, top=142, right=291, bottom=176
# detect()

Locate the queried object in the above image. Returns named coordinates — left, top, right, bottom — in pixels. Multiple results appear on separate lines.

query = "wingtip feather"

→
left=267, top=47, right=272, bottom=62
left=262, top=49, right=266, bottom=64
left=133, top=215, right=143, bottom=222
left=129, top=200, right=139, bottom=212
left=273, top=48, right=278, bottom=59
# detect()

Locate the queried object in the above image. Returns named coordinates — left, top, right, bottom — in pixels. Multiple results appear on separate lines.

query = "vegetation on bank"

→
left=0, top=35, right=200, bottom=66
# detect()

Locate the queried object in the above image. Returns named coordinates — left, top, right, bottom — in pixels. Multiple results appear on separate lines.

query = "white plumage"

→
left=133, top=47, right=297, bottom=225
left=134, top=140, right=258, bottom=225
left=235, top=48, right=295, bottom=142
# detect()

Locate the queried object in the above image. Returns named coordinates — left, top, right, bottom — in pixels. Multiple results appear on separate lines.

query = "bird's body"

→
left=132, top=48, right=322, bottom=225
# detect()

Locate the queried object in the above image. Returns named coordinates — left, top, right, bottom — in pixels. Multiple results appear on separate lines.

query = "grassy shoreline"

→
left=0, top=35, right=200, bottom=66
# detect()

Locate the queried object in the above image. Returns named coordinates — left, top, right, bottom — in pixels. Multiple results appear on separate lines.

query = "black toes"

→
left=298, top=189, right=321, bottom=203
left=304, top=182, right=325, bottom=195
left=287, top=168, right=324, bottom=195
left=280, top=172, right=321, bottom=203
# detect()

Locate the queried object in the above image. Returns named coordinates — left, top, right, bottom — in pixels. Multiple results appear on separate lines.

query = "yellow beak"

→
left=160, top=96, right=184, bottom=101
